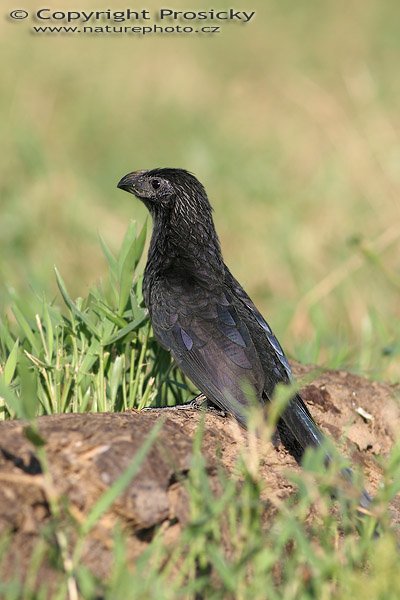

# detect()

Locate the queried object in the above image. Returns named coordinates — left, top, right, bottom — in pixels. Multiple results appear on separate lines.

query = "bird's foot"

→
left=188, top=394, right=228, bottom=417
left=142, top=393, right=206, bottom=412
left=188, top=393, right=209, bottom=409
left=142, top=393, right=227, bottom=417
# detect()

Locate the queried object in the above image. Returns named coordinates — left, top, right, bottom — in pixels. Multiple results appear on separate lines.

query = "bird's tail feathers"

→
left=284, top=394, right=374, bottom=517
left=282, top=393, right=325, bottom=450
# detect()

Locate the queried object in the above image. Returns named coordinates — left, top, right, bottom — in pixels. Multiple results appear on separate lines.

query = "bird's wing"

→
left=149, top=276, right=266, bottom=425
left=224, top=267, right=324, bottom=447
left=224, top=267, right=293, bottom=380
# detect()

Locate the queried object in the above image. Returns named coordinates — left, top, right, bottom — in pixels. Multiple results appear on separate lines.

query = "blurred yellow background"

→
left=2, top=0, right=400, bottom=379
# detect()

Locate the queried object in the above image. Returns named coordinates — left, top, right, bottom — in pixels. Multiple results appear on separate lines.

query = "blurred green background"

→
left=2, top=0, right=400, bottom=381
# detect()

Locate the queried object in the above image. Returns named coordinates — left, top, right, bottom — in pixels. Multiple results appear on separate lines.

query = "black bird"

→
left=117, top=168, right=372, bottom=510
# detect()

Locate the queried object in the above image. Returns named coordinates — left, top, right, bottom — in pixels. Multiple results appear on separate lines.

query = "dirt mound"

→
left=0, top=363, right=399, bottom=588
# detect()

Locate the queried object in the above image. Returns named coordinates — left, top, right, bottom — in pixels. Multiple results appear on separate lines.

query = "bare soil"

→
left=0, top=363, right=399, bottom=589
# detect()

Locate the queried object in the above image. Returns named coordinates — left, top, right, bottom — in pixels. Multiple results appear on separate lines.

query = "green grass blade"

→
left=133, top=221, right=147, bottom=267
left=0, top=318, right=17, bottom=354
left=11, top=305, right=40, bottom=355
left=3, top=338, right=19, bottom=386
left=117, top=221, right=137, bottom=278
left=94, top=302, right=127, bottom=328
left=98, top=233, right=118, bottom=274
left=42, top=300, right=54, bottom=362
left=0, top=380, right=20, bottom=418
left=103, top=311, right=148, bottom=345
left=109, top=355, right=124, bottom=403
left=118, top=222, right=147, bottom=315
left=55, top=267, right=99, bottom=338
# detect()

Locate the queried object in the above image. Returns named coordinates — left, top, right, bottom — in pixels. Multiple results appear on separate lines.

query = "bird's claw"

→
left=141, top=393, right=227, bottom=417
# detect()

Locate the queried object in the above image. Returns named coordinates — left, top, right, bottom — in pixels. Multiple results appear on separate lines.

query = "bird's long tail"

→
left=283, top=393, right=374, bottom=514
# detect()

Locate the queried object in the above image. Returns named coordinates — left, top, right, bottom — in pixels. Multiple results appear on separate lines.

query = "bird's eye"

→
left=151, top=179, right=161, bottom=190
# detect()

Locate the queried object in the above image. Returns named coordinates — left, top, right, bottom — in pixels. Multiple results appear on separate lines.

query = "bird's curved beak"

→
left=117, top=172, right=137, bottom=193
left=117, top=171, right=150, bottom=196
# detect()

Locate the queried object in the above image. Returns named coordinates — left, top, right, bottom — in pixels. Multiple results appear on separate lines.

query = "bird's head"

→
left=117, top=168, right=212, bottom=217
left=118, top=167, right=222, bottom=267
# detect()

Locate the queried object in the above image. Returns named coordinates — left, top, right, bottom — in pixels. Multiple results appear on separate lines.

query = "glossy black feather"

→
left=117, top=167, right=325, bottom=451
left=117, top=167, right=375, bottom=521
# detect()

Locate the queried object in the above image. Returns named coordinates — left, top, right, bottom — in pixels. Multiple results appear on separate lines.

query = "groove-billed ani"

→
left=117, top=168, right=372, bottom=510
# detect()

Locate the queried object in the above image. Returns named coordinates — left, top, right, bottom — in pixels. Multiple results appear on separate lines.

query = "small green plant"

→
left=0, top=222, right=193, bottom=419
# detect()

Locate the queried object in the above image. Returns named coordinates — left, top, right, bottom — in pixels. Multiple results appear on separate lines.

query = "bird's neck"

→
left=146, top=206, right=224, bottom=281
